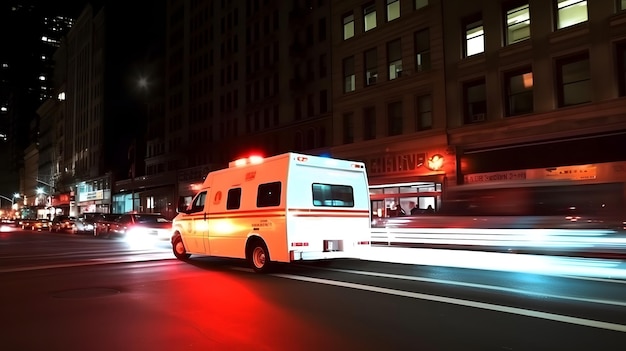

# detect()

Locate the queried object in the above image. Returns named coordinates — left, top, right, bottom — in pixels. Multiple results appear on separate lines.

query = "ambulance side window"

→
left=190, top=191, right=207, bottom=213
left=227, top=188, right=242, bottom=210
left=257, top=182, right=281, bottom=207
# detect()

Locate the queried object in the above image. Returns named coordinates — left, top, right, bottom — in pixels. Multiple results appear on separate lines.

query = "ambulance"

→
left=171, top=152, right=371, bottom=272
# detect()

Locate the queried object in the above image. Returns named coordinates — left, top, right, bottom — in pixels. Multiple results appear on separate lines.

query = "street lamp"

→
left=0, top=193, right=20, bottom=212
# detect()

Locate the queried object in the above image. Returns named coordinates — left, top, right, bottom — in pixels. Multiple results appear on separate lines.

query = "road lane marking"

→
left=273, top=273, right=626, bottom=333
left=319, top=268, right=626, bottom=307
left=0, top=254, right=175, bottom=273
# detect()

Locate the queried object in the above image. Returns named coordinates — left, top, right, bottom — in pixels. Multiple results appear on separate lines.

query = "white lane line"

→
left=272, top=273, right=626, bottom=333
left=0, top=255, right=175, bottom=273
left=322, top=268, right=626, bottom=307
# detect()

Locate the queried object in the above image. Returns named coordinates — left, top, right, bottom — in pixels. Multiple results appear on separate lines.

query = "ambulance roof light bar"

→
left=229, top=155, right=265, bottom=168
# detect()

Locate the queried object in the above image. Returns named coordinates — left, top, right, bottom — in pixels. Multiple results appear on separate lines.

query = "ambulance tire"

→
left=248, top=240, right=271, bottom=273
left=172, top=235, right=191, bottom=260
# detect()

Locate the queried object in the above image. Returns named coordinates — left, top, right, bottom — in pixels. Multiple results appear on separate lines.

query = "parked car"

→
left=72, top=212, right=105, bottom=234
left=111, top=213, right=172, bottom=240
left=93, top=213, right=122, bottom=238
left=29, top=218, right=50, bottom=231
left=49, top=215, right=75, bottom=233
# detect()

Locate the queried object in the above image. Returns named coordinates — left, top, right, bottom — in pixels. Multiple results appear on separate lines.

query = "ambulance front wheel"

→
left=172, top=235, right=191, bottom=260
left=248, top=240, right=271, bottom=273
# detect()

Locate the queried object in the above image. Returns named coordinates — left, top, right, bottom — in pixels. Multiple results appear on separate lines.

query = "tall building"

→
left=0, top=1, right=76, bottom=208
left=129, top=0, right=334, bottom=216
left=440, top=0, right=626, bottom=217
left=31, top=2, right=165, bottom=217
left=329, top=0, right=447, bottom=216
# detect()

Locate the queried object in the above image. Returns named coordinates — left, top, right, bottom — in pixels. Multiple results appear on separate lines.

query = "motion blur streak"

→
left=362, top=247, right=626, bottom=279
left=273, top=273, right=626, bottom=333
left=370, top=227, right=626, bottom=254
left=323, top=268, right=626, bottom=307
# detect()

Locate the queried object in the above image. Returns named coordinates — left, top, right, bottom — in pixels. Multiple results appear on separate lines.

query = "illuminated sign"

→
left=465, top=170, right=527, bottom=184
left=366, top=153, right=426, bottom=175
left=539, top=165, right=596, bottom=180
left=78, top=190, right=104, bottom=202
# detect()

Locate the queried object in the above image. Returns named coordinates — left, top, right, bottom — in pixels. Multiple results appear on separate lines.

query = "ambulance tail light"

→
left=295, top=156, right=309, bottom=162
left=291, top=242, right=309, bottom=247
left=351, top=163, right=364, bottom=169
left=357, top=241, right=370, bottom=245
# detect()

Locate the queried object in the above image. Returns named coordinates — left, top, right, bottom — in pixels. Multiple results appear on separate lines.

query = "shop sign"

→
left=78, top=190, right=104, bottom=202
left=366, top=153, right=426, bottom=176
left=540, top=165, right=596, bottom=180
left=465, top=170, right=527, bottom=184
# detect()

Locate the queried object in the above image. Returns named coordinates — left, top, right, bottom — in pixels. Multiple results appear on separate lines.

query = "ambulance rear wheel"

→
left=172, top=235, right=191, bottom=260
left=248, top=240, right=271, bottom=273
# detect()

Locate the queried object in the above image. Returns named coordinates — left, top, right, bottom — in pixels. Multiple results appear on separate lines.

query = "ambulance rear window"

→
left=312, top=183, right=354, bottom=207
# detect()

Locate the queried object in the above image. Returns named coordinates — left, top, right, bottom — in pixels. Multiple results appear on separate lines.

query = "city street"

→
left=1, top=228, right=625, bottom=351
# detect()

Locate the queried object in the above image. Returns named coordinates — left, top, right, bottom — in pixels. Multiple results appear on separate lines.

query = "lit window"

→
left=464, top=16, right=484, bottom=57
left=556, top=0, right=587, bottom=30
left=343, top=56, right=355, bottom=93
left=343, top=13, right=354, bottom=40
left=557, top=52, right=590, bottom=107
left=415, top=0, right=428, bottom=10
left=505, top=2, right=530, bottom=45
left=364, top=3, right=377, bottom=32
left=414, top=29, right=430, bottom=72
left=387, top=0, right=400, bottom=22
left=364, top=48, right=378, bottom=86
left=463, top=79, right=486, bottom=124
left=505, top=67, right=534, bottom=116
left=387, top=39, right=403, bottom=80
left=620, top=0, right=626, bottom=11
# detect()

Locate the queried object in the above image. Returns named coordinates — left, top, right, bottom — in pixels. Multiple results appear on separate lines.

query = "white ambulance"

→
left=171, top=152, right=372, bottom=272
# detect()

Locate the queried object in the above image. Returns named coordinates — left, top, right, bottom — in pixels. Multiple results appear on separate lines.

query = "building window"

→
left=556, top=0, right=587, bottom=30
left=343, top=12, right=354, bottom=40
left=414, top=29, right=430, bottom=72
left=464, top=15, right=484, bottom=57
left=387, top=0, right=400, bottom=22
left=387, top=39, right=403, bottom=80
left=415, top=0, right=428, bottom=10
left=319, top=53, right=327, bottom=77
left=616, top=41, right=626, bottom=96
left=463, top=79, right=486, bottom=124
left=363, top=106, right=376, bottom=140
left=320, top=89, right=328, bottom=113
left=416, top=95, right=432, bottom=130
left=343, top=112, right=354, bottom=144
left=505, top=67, right=534, bottom=116
left=364, top=48, right=378, bottom=86
left=363, top=2, right=377, bottom=32
left=343, top=56, right=355, bottom=92
left=387, top=101, right=403, bottom=136
left=505, top=1, right=530, bottom=45
left=556, top=52, right=590, bottom=107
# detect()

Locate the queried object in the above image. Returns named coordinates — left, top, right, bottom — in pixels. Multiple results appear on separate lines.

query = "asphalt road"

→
left=1, top=228, right=625, bottom=351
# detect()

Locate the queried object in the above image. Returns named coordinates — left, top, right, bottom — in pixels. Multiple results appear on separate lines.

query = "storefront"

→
left=49, top=192, right=73, bottom=218
left=75, top=176, right=113, bottom=214
left=331, top=135, right=453, bottom=218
